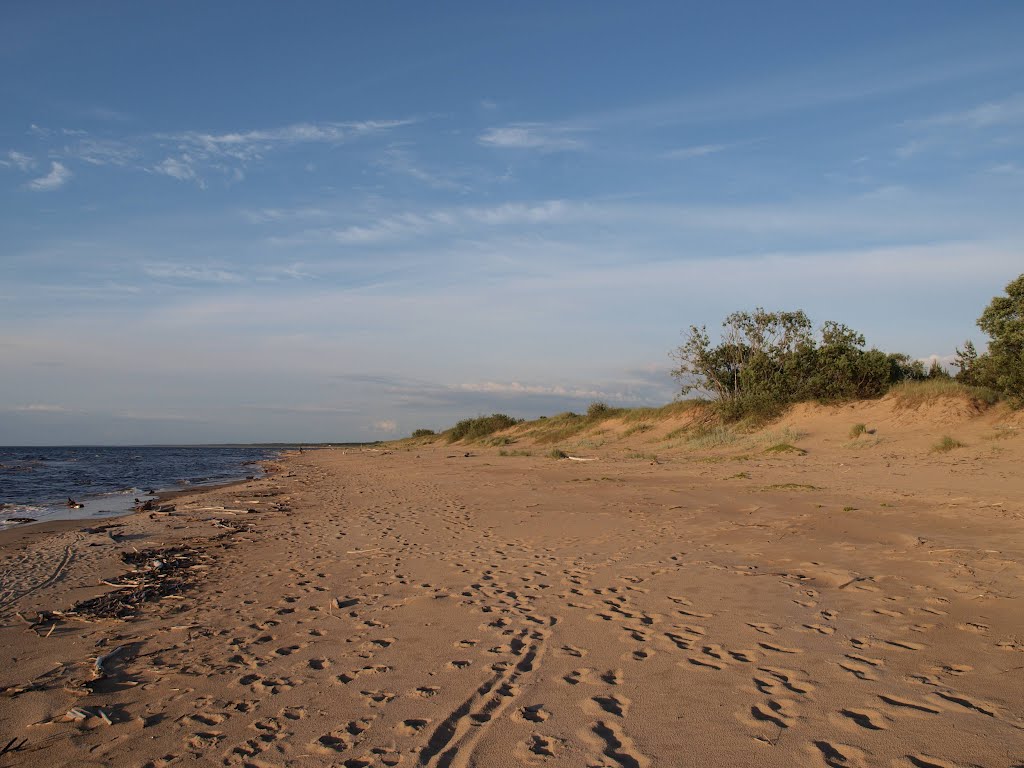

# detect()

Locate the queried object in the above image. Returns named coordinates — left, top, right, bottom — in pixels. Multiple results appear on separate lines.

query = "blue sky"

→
left=2, top=3, right=1023, bottom=444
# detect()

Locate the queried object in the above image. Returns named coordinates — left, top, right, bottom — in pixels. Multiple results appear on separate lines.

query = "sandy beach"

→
left=1, top=397, right=1023, bottom=767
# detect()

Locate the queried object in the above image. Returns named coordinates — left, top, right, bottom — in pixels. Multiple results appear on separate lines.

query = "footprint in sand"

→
left=518, top=704, right=550, bottom=722
left=837, top=708, right=888, bottom=730
left=588, top=694, right=631, bottom=717
left=600, top=669, right=624, bottom=685
left=811, top=740, right=868, bottom=768
left=758, top=642, right=803, bottom=655
left=837, top=661, right=877, bottom=681
left=749, top=698, right=797, bottom=729
left=877, top=694, right=941, bottom=715
left=397, top=718, right=431, bottom=735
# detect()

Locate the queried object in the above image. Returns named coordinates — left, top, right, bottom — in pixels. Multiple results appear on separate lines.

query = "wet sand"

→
left=0, top=424, right=1022, bottom=767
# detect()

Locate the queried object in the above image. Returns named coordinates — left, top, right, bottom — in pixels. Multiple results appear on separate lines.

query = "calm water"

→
left=0, top=446, right=285, bottom=527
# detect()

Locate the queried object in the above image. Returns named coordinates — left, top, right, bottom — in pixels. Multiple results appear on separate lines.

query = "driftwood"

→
left=68, top=546, right=206, bottom=619
left=93, top=645, right=129, bottom=679
left=0, top=737, right=27, bottom=757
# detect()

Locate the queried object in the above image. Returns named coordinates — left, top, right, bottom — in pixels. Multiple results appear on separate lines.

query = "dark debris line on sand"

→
left=67, top=546, right=210, bottom=620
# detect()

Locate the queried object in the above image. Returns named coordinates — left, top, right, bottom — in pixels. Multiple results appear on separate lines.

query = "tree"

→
left=953, top=340, right=979, bottom=383
left=975, top=274, right=1024, bottom=399
left=671, top=308, right=913, bottom=420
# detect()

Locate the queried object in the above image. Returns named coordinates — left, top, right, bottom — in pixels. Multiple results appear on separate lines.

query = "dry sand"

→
left=1, top=400, right=1023, bottom=767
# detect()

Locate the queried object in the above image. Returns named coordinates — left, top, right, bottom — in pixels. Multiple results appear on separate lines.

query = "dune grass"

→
left=849, top=423, right=867, bottom=439
left=891, top=379, right=1000, bottom=408
left=763, top=443, right=807, bottom=455
left=932, top=435, right=965, bottom=453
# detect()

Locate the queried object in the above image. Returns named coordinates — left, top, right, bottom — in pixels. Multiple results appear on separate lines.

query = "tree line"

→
left=671, top=273, right=1023, bottom=420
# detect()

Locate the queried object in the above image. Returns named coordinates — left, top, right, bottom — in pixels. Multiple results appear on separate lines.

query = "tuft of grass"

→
left=763, top=443, right=808, bottom=455
left=728, top=471, right=751, bottom=479
left=498, top=449, right=532, bottom=457
left=587, top=401, right=623, bottom=421
left=891, top=379, right=1000, bottom=409
left=843, top=506, right=858, bottom=512
left=548, top=448, right=568, bottom=459
left=982, top=428, right=1018, bottom=441
left=622, top=422, right=653, bottom=438
left=686, top=424, right=739, bottom=449
left=446, top=414, right=522, bottom=443
left=765, top=483, right=820, bottom=491
left=931, top=435, right=965, bottom=453
left=411, top=428, right=435, bottom=439
left=849, top=423, right=867, bottom=439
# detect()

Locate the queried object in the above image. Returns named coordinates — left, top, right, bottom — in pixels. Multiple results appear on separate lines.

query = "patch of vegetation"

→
left=410, top=428, right=435, bottom=438
left=763, top=443, right=807, bottom=455
left=498, top=449, right=532, bottom=457
left=487, top=435, right=515, bottom=446
left=849, top=423, right=867, bottom=439
left=685, top=424, right=739, bottom=449
left=622, top=422, right=653, bottom=438
left=891, top=379, right=1001, bottom=409
left=671, top=308, right=930, bottom=422
left=446, top=414, right=522, bottom=443
left=528, top=411, right=588, bottom=445
left=932, top=436, right=965, bottom=453
left=764, top=483, right=821, bottom=491
left=548, top=448, right=569, bottom=459
left=587, top=401, right=624, bottom=420
left=954, top=273, right=1024, bottom=405
left=728, top=471, right=751, bottom=479
left=982, top=428, right=1018, bottom=441
left=843, top=506, right=858, bottom=511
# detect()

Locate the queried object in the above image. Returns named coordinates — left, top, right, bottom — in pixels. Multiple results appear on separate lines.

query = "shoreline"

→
left=0, top=448, right=294, bottom=536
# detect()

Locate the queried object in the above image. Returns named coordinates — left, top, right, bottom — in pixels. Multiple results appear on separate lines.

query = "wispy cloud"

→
left=906, top=93, right=1024, bottom=129
left=27, top=161, right=72, bottom=191
left=143, top=263, right=243, bottom=283
left=12, top=403, right=68, bottom=413
left=338, top=201, right=570, bottom=244
left=165, top=119, right=415, bottom=161
left=663, top=143, right=729, bottom=159
left=65, top=138, right=139, bottom=166
left=377, top=147, right=469, bottom=191
left=479, top=123, right=586, bottom=151
left=8, top=118, right=416, bottom=191
left=152, top=154, right=202, bottom=184
left=3, top=150, right=35, bottom=171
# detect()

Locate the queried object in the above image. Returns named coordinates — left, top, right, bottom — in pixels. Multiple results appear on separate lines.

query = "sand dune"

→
left=1, top=397, right=1022, bottom=767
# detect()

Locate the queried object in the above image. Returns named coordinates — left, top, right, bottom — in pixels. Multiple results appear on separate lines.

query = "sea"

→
left=0, top=445, right=287, bottom=529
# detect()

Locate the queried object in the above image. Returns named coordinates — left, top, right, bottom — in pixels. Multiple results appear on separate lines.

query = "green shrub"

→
left=671, top=309, right=928, bottom=422
left=446, top=413, right=522, bottom=443
left=587, top=401, right=616, bottom=420
left=849, top=423, right=867, bottom=439
left=411, top=428, right=435, bottom=438
left=956, top=273, right=1024, bottom=404
left=763, top=443, right=807, bottom=455
left=548, top=448, right=568, bottom=459
left=932, top=436, right=965, bottom=453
